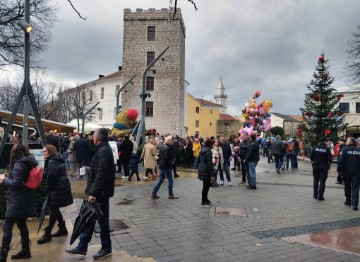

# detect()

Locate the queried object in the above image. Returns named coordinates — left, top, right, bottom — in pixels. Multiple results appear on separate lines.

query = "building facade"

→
left=271, top=112, right=301, bottom=137
left=121, top=8, right=186, bottom=136
left=187, top=94, right=221, bottom=138
left=335, top=87, right=360, bottom=137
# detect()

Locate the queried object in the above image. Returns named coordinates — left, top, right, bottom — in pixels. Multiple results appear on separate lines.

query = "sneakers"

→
left=318, top=197, right=325, bottom=201
left=93, top=249, right=112, bottom=260
left=246, top=185, right=257, bottom=190
left=174, top=174, right=180, bottom=178
left=239, top=181, right=246, bottom=185
left=201, top=202, right=212, bottom=207
left=220, top=180, right=224, bottom=185
left=227, top=181, right=232, bottom=186
left=344, top=202, right=351, bottom=206
left=66, top=247, right=86, bottom=256
left=151, top=194, right=160, bottom=199
left=276, top=169, right=280, bottom=174
left=353, top=206, right=358, bottom=211
left=168, top=195, right=179, bottom=199
left=231, top=167, right=236, bottom=171
left=121, top=176, right=128, bottom=179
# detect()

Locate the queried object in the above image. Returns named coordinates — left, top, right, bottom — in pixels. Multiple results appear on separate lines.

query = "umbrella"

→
left=38, top=195, right=49, bottom=234
left=69, top=199, right=103, bottom=245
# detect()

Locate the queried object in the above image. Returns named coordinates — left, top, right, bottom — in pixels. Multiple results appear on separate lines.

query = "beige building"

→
left=271, top=112, right=301, bottom=137
left=217, top=114, right=241, bottom=139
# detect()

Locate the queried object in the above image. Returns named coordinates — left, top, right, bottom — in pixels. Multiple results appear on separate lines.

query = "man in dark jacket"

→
left=198, top=139, right=214, bottom=206
left=220, top=137, right=232, bottom=186
left=245, top=134, right=259, bottom=189
left=239, top=133, right=250, bottom=184
left=151, top=136, right=178, bottom=199
left=118, top=135, right=133, bottom=179
left=271, top=135, right=286, bottom=174
left=337, top=137, right=360, bottom=210
left=46, top=131, right=60, bottom=152
left=74, top=134, right=91, bottom=178
left=309, top=137, right=332, bottom=201
left=67, top=128, right=115, bottom=260
left=292, top=136, right=300, bottom=168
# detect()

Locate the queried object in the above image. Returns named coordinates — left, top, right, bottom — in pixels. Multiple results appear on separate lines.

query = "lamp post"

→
left=136, top=46, right=169, bottom=145
left=0, top=0, right=47, bottom=157
left=80, top=102, right=100, bottom=135
left=116, top=74, right=136, bottom=115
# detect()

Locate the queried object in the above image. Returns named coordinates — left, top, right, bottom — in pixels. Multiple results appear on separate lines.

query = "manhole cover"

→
left=95, top=219, right=129, bottom=233
left=212, top=206, right=247, bottom=217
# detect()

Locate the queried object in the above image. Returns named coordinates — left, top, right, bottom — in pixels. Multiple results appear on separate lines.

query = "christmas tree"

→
left=299, top=53, right=347, bottom=145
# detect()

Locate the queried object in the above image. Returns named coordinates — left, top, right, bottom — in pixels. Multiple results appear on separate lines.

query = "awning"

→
left=0, top=109, right=76, bottom=133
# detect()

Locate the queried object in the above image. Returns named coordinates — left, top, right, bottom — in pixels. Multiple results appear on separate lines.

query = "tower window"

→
left=195, top=120, right=199, bottom=128
left=146, top=101, right=153, bottom=117
left=90, top=90, right=93, bottom=101
left=356, top=102, right=360, bottom=113
left=148, top=26, right=155, bottom=41
left=147, top=52, right=155, bottom=65
left=146, top=76, right=154, bottom=91
left=195, top=107, right=199, bottom=114
left=98, top=108, right=103, bottom=120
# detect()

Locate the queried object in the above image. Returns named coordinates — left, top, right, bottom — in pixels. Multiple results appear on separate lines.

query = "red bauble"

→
left=322, top=74, right=328, bottom=81
left=314, top=95, right=321, bottom=102
left=327, top=112, right=334, bottom=118
left=338, top=112, right=343, bottom=116
left=324, top=129, right=331, bottom=136
left=319, top=55, right=325, bottom=62
left=305, top=111, right=313, bottom=117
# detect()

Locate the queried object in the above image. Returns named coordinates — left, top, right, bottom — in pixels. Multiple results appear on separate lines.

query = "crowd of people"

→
left=1, top=128, right=360, bottom=261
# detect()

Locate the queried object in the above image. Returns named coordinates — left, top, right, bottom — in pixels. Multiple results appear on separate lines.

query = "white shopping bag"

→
left=79, top=166, right=86, bottom=176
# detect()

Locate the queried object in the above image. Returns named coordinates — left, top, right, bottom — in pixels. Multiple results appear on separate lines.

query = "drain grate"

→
left=94, top=219, right=129, bottom=233
left=209, top=206, right=248, bottom=218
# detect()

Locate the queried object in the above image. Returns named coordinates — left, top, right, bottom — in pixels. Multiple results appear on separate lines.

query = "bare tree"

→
left=346, top=26, right=360, bottom=88
left=0, top=0, right=57, bottom=69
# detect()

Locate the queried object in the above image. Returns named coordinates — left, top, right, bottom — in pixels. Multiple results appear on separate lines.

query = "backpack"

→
left=25, top=166, right=44, bottom=189
left=287, top=142, right=294, bottom=153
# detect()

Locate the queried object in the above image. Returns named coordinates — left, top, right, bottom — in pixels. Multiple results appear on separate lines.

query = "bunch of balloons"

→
left=238, top=90, right=273, bottom=137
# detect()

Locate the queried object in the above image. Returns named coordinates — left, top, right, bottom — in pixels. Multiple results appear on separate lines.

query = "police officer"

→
left=309, top=137, right=332, bottom=201
left=337, top=137, right=360, bottom=211
left=336, top=138, right=346, bottom=184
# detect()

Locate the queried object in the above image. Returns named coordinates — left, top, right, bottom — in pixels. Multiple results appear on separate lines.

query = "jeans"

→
left=77, top=197, right=111, bottom=252
left=63, top=151, right=69, bottom=168
left=286, top=152, right=296, bottom=169
left=248, top=161, right=257, bottom=187
left=152, top=168, right=174, bottom=195
left=313, top=167, right=328, bottom=198
left=202, top=180, right=212, bottom=203
left=274, top=155, right=283, bottom=170
left=344, top=175, right=360, bottom=207
left=2, top=217, right=29, bottom=249
left=240, top=159, right=249, bottom=182
left=193, top=156, right=200, bottom=168
left=219, top=161, right=231, bottom=182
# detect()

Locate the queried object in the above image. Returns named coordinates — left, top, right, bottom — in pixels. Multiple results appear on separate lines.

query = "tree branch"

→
left=67, top=0, right=86, bottom=20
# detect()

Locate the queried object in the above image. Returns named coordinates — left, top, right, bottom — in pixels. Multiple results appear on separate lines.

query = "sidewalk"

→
left=2, top=157, right=359, bottom=261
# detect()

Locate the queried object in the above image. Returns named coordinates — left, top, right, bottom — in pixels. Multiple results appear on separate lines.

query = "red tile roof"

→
left=196, top=98, right=222, bottom=107
left=220, top=114, right=236, bottom=121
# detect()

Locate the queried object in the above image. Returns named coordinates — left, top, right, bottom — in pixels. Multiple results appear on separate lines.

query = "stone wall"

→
left=121, top=8, right=186, bottom=136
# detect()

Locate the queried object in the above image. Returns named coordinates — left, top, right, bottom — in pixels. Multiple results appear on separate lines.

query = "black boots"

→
left=0, top=247, right=9, bottom=262
left=10, top=249, right=31, bottom=260
left=37, top=227, right=51, bottom=244
left=51, top=221, right=68, bottom=237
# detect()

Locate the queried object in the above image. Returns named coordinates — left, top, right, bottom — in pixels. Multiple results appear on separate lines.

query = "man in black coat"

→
left=118, top=135, right=133, bottom=179
left=309, top=137, right=332, bottom=201
left=151, top=136, right=178, bottom=199
left=220, top=137, right=232, bottom=186
left=239, top=133, right=250, bottom=184
left=67, top=128, right=115, bottom=260
left=271, top=135, right=286, bottom=174
left=46, top=131, right=60, bottom=152
left=74, top=134, right=91, bottom=178
left=245, top=134, right=260, bottom=190
left=337, top=137, right=360, bottom=210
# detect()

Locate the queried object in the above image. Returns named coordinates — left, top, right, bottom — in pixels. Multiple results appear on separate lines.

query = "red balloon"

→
left=319, top=55, right=325, bottom=62
left=254, top=90, right=261, bottom=98
left=127, top=108, right=138, bottom=121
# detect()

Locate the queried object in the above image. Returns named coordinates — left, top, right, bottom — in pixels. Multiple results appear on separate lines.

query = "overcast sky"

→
left=3, top=0, right=360, bottom=116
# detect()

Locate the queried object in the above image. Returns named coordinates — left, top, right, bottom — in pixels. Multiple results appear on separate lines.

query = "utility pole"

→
left=0, top=0, right=47, bottom=157
left=116, top=74, right=136, bottom=115
left=136, top=46, right=169, bottom=145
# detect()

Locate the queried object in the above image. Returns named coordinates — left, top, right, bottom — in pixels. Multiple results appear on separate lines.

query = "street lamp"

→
left=80, top=102, right=100, bottom=135
left=116, top=74, right=136, bottom=115
left=136, top=46, right=169, bottom=145
left=17, top=20, right=33, bottom=33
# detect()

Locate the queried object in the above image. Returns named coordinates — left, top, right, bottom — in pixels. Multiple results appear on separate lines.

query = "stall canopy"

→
left=0, top=109, right=76, bottom=133
left=67, top=119, right=103, bottom=133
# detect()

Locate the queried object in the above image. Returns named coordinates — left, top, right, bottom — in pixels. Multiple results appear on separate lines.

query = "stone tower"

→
left=214, top=78, right=227, bottom=113
left=121, top=8, right=186, bottom=136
